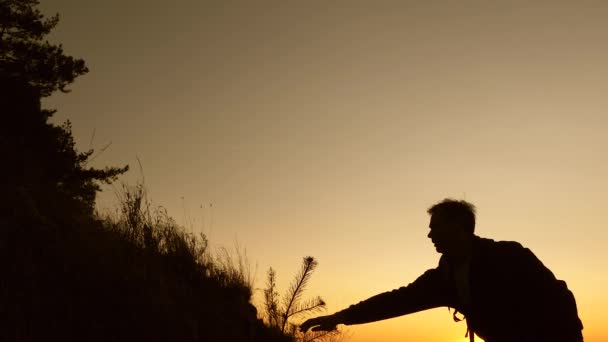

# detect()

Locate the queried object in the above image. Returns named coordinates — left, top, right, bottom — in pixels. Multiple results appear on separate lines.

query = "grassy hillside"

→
left=0, top=183, right=291, bottom=342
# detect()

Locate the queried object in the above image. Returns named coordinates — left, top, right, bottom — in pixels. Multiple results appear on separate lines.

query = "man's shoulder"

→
left=474, top=235, right=524, bottom=247
left=473, top=235, right=528, bottom=257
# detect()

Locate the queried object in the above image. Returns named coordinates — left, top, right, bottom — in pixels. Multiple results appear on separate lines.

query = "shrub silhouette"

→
left=263, top=258, right=344, bottom=342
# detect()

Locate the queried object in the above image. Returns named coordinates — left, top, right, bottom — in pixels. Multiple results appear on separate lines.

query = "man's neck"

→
left=447, top=237, right=473, bottom=264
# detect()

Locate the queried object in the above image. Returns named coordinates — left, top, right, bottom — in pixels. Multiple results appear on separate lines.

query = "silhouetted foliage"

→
left=0, top=182, right=294, bottom=342
left=0, top=0, right=127, bottom=222
left=0, top=3, right=333, bottom=341
left=265, top=267, right=281, bottom=328
left=1, top=74, right=128, bottom=222
left=0, top=0, right=88, bottom=96
left=263, top=258, right=343, bottom=342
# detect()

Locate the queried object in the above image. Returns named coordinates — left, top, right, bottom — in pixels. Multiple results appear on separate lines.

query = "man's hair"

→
left=427, top=198, right=476, bottom=234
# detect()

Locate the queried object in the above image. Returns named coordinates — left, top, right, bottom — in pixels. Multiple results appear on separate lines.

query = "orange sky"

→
left=42, top=1, right=608, bottom=341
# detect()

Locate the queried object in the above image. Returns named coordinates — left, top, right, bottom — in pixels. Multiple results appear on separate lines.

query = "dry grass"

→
left=0, top=181, right=292, bottom=342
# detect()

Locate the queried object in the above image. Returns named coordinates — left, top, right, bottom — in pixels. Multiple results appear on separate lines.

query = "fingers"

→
left=311, top=324, right=337, bottom=332
left=299, top=318, right=317, bottom=332
left=300, top=317, right=324, bottom=332
left=300, top=316, right=337, bottom=333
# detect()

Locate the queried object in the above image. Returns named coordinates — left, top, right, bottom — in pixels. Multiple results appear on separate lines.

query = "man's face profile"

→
left=427, top=213, right=463, bottom=255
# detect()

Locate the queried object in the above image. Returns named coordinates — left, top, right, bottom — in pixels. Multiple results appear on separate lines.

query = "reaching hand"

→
left=300, top=314, right=341, bottom=333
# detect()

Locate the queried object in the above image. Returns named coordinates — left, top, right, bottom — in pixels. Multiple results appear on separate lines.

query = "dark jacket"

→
left=336, top=236, right=583, bottom=342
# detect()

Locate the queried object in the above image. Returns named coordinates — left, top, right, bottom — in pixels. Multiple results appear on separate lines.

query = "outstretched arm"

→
left=300, top=267, right=452, bottom=332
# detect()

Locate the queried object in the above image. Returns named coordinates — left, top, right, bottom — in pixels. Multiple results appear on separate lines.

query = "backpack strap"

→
left=451, top=309, right=474, bottom=342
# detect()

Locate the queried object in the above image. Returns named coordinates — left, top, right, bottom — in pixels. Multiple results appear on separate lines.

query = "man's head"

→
left=427, top=199, right=476, bottom=257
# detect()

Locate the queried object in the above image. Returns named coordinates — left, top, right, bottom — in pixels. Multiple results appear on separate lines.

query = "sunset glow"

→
left=41, top=2, right=608, bottom=341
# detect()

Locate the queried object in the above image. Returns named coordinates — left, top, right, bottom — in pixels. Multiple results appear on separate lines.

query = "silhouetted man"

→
left=300, top=199, right=583, bottom=342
